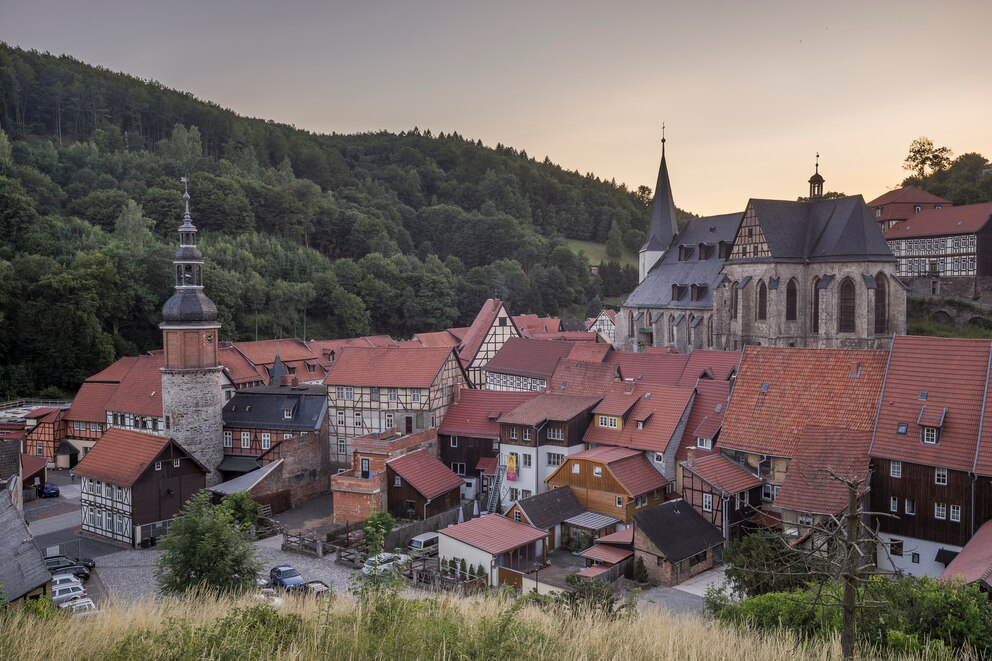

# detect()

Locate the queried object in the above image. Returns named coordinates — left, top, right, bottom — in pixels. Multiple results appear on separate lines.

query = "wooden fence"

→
left=578, top=557, right=633, bottom=584
left=383, top=501, right=476, bottom=551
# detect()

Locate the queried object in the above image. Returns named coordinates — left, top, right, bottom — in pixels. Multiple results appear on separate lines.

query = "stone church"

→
left=616, top=148, right=906, bottom=352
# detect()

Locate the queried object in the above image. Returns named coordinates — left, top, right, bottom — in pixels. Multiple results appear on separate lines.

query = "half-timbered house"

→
left=456, top=299, right=520, bottom=387
left=680, top=449, right=762, bottom=542
left=587, top=309, right=617, bottom=344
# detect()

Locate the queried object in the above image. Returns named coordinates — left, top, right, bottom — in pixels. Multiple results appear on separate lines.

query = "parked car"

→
left=362, top=552, right=410, bottom=575
left=269, top=565, right=305, bottom=590
left=48, top=563, right=89, bottom=582
left=37, top=483, right=60, bottom=498
left=301, top=580, right=331, bottom=598
left=407, top=532, right=439, bottom=556
left=254, top=587, right=284, bottom=608
left=45, top=554, right=96, bottom=570
left=50, top=573, right=83, bottom=590
left=51, top=583, right=87, bottom=606
left=60, top=597, right=98, bottom=614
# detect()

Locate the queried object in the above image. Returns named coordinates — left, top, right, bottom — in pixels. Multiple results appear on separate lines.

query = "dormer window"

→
left=283, top=409, right=292, bottom=420
left=718, top=241, right=732, bottom=259
left=897, top=423, right=908, bottom=435
left=672, top=284, right=686, bottom=301
left=678, top=245, right=693, bottom=261
left=636, top=421, right=644, bottom=430
left=696, top=437, right=712, bottom=450
left=922, top=427, right=939, bottom=444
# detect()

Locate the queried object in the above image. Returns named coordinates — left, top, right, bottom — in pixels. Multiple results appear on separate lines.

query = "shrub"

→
left=633, top=556, right=649, bottom=583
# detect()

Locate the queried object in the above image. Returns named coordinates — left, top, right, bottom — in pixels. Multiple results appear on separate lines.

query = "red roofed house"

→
left=681, top=450, right=762, bottom=542
left=457, top=299, right=520, bottom=387
left=588, top=309, right=618, bottom=344
left=673, top=379, right=732, bottom=487
left=869, top=335, right=992, bottom=577
left=73, top=427, right=207, bottom=547
left=438, top=514, right=548, bottom=588
left=325, top=346, right=468, bottom=465
left=437, top=390, right=538, bottom=502
left=231, top=338, right=327, bottom=385
left=483, top=337, right=575, bottom=392
left=583, top=380, right=695, bottom=490
left=386, top=449, right=464, bottom=520
left=940, top=519, right=992, bottom=591
left=23, top=407, right=67, bottom=467
left=868, top=185, right=952, bottom=232
left=545, top=446, right=667, bottom=524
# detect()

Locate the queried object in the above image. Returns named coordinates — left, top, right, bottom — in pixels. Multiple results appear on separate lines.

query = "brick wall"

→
left=331, top=473, right=385, bottom=523
left=252, top=432, right=330, bottom=512
left=633, top=525, right=715, bottom=586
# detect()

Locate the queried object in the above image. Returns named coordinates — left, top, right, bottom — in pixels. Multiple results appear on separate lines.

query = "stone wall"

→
left=253, top=433, right=330, bottom=511
left=899, top=276, right=992, bottom=302
left=161, top=367, right=224, bottom=486
left=331, top=473, right=385, bottom=523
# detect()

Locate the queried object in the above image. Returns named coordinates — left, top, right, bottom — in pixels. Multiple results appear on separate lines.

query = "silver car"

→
left=50, top=573, right=83, bottom=590
left=52, top=583, right=87, bottom=605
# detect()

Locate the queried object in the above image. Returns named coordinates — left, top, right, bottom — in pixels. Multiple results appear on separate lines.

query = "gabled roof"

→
left=721, top=347, right=887, bottom=458
left=513, top=314, right=561, bottom=336
left=547, top=360, right=622, bottom=397
left=483, top=337, right=573, bottom=380
left=440, top=513, right=546, bottom=555
left=676, top=350, right=742, bottom=387
left=870, top=335, right=991, bottom=474
left=73, top=428, right=206, bottom=486
left=676, top=380, right=732, bottom=464
left=0, top=490, right=49, bottom=603
left=634, top=498, right=724, bottom=562
left=775, top=427, right=871, bottom=515
left=884, top=203, right=992, bottom=240
left=412, top=330, right=462, bottom=348
left=941, top=519, right=992, bottom=587
left=868, top=186, right=952, bottom=224
left=605, top=351, right=689, bottom=386
left=325, top=346, right=456, bottom=388
left=555, top=446, right=666, bottom=496
left=514, top=485, right=584, bottom=530
left=387, top=449, right=464, bottom=499
left=233, top=338, right=316, bottom=366
left=87, top=356, right=139, bottom=383
left=20, top=454, right=47, bottom=481
left=223, top=384, right=327, bottom=431
left=218, top=345, right=267, bottom=385
left=459, top=299, right=513, bottom=365
left=584, top=382, right=694, bottom=454
left=104, top=354, right=165, bottom=417
left=560, top=319, right=588, bottom=332
left=497, top=393, right=601, bottom=426
left=683, top=453, right=761, bottom=495
left=66, top=382, right=118, bottom=423
left=567, top=342, right=612, bottom=363
left=437, top=390, right=539, bottom=439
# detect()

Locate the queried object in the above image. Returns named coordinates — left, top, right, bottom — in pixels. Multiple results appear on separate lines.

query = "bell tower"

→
left=808, top=153, right=825, bottom=199
left=160, top=178, right=224, bottom=485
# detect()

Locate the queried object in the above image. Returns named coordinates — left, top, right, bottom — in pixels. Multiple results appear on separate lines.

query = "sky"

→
left=1, top=0, right=990, bottom=216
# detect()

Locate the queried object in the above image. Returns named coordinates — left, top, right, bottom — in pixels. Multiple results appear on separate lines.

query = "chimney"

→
left=280, top=374, right=292, bottom=387
left=686, top=446, right=696, bottom=466
left=291, top=377, right=299, bottom=387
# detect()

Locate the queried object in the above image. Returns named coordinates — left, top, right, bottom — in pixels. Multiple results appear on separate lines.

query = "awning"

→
left=217, top=455, right=261, bottom=474
left=565, top=511, right=621, bottom=531
left=936, top=548, right=959, bottom=566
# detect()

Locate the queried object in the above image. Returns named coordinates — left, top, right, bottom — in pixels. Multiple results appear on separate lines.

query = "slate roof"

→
left=209, top=460, right=282, bottom=495
left=440, top=513, right=547, bottom=555
left=605, top=351, right=689, bottom=386
left=387, top=449, right=465, bottom=499
left=731, top=196, right=894, bottom=263
left=514, top=485, right=584, bottom=530
left=556, top=446, right=666, bottom=496
left=483, top=337, right=574, bottom=380
left=223, top=384, right=327, bottom=432
left=0, top=439, right=20, bottom=480
left=941, top=519, right=992, bottom=587
left=73, top=428, right=205, bottom=486
left=775, top=427, right=871, bottom=515
left=626, top=212, right=743, bottom=308
left=584, top=382, right=695, bottom=454
left=870, top=335, right=992, bottom=474
left=634, top=498, right=724, bottom=563
left=682, top=453, right=761, bottom=495
left=0, top=490, right=49, bottom=603
left=720, top=346, right=887, bottom=458
left=437, top=390, right=539, bottom=439
left=497, top=393, right=602, bottom=426
left=560, top=319, right=588, bottom=332
left=676, top=380, right=732, bottom=464
left=884, top=203, right=992, bottom=240
left=643, top=145, right=680, bottom=252
left=547, top=360, right=622, bottom=397
left=325, top=346, right=455, bottom=388
left=868, top=186, right=952, bottom=225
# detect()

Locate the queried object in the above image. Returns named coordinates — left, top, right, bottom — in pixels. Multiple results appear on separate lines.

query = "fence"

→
left=384, top=501, right=476, bottom=551
left=283, top=531, right=326, bottom=557
left=578, top=557, right=632, bottom=584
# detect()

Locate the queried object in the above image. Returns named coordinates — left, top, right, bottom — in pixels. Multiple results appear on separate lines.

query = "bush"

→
left=723, top=532, right=820, bottom=597
left=632, top=556, right=648, bottom=583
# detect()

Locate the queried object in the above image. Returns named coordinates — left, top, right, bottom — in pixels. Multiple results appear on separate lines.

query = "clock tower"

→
left=160, top=179, right=224, bottom=485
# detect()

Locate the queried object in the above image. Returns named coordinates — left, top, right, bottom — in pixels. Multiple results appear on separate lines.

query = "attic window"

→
left=715, top=404, right=723, bottom=413
left=897, top=423, right=908, bottom=435
left=849, top=362, right=861, bottom=378
left=922, top=427, right=939, bottom=445
left=919, top=391, right=928, bottom=400
left=644, top=392, right=652, bottom=399
left=560, top=380, right=569, bottom=389
left=636, top=421, right=644, bottom=430
left=283, top=409, right=292, bottom=420
left=760, top=383, right=769, bottom=394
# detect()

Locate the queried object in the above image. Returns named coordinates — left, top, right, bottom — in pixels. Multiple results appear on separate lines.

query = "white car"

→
left=254, top=588, right=284, bottom=608
left=52, top=583, right=87, bottom=605
left=51, top=573, right=83, bottom=590
left=61, top=597, right=98, bottom=614
left=361, top=552, right=410, bottom=575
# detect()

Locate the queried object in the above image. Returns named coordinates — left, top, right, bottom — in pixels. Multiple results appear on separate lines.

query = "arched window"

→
left=874, top=273, right=888, bottom=335
left=668, top=315, right=676, bottom=344
left=756, top=280, right=767, bottom=321
left=785, top=279, right=798, bottom=321
left=730, top=283, right=739, bottom=320
left=707, top=317, right=714, bottom=347
left=838, top=278, right=856, bottom=333
left=811, top=277, right=820, bottom=333
left=627, top=310, right=634, bottom=338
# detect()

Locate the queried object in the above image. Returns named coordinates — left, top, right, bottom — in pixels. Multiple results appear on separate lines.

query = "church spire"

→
left=808, top=152, right=825, bottom=199
left=644, top=124, right=679, bottom=252
left=161, top=177, right=218, bottom=323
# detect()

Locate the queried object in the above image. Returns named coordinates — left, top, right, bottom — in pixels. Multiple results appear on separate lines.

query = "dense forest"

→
left=0, top=44, right=699, bottom=397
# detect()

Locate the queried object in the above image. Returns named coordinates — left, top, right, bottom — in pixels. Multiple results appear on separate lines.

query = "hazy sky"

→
left=2, top=0, right=990, bottom=215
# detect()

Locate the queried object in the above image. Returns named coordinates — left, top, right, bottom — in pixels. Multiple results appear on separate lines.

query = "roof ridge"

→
left=867, top=334, right=895, bottom=458
left=971, top=343, right=992, bottom=476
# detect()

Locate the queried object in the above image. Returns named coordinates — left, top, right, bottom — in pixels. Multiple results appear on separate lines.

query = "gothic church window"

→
left=811, top=278, right=820, bottom=333
left=785, top=279, right=798, bottom=321
left=874, top=273, right=888, bottom=335
left=838, top=278, right=856, bottom=333
left=730, top=283, right=738, bottom=320
left=756, top=281, right=767, bottom=321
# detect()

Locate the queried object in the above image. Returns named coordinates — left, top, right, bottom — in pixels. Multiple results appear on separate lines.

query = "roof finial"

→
left=815, top=152, right=819, bottom=175
left=180, top=175, right=192, bottom=224
left=661, top=122, right=666, bottom=157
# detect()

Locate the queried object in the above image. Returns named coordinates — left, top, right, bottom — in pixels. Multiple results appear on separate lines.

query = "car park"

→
left=60, top=597, right=98, bottom=614
left=52, top=583, right=87, bottom=606
left=48, top=564, right=89, bottom=582
left=37, top=483, right=60, bottom=498
left=407, top=532, right=439, bottom=556
left=269, top=565, right=305, bottom=590
left=362, top=552, right=410, bottom=575
left=50, top=574, right=83, bottom=590
left=46, top=554, right=96, bottom=570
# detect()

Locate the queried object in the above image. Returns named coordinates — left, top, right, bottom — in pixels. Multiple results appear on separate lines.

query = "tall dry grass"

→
left=0, top=590, right=969, bottom=661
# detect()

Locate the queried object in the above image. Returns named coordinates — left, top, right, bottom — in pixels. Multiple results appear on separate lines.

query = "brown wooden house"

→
left=385, top=448, right=464, bottom=520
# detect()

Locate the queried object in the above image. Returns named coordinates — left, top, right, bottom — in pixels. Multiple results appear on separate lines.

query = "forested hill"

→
left=0, top=43, right=694, bottom=398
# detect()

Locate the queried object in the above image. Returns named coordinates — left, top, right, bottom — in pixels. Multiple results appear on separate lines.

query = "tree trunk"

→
left=841, top=481, right=858, bottom=660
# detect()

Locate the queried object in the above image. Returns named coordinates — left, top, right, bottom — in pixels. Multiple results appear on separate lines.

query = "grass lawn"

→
left=565, top=238, right=637, bottom=269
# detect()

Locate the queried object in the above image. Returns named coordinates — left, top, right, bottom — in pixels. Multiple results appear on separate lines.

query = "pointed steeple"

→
left=644, top=125, right=679, bottom=251
left=269, top=353, right=288, bottom=385
left=161, top=176, right=218, bottom=323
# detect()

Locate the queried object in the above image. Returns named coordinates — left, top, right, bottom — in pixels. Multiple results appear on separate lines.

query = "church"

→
left=615, top=145, right=906, bottom=352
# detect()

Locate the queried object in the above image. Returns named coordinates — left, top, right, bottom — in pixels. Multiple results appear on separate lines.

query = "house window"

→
left=696, top=437, right=712, bottom=450
left=224, top=431, right=232, bottom=448
left=523, top=429, right=531, bottom=441
left=571, top=463, right=580, bottom=474
left=547, top=452, right=563, bottom=466
left=335, top=386, right=354, bottom=400
left=838, top=278, right=856, bottom=333
left=241, top=432, right=250, bottom=449
left=655, top=452, right=664, bottom=463
left=388, top=388, right=398, bottom=401
left=284, top=433, right=292, bottom=440
left=951, top=505, right=961, bottom=522
left=761, top=484, right=777, bottom=502
left=890, top=539, right=904, bottom=556
left=547, top=427, right=563, bottom=441
left=336, top=411, right=345, bottom=426
left=522, top=454, right=532, bottom=468
left=798, top=514, right=814, bottom=527
left=905, top=499, right=916, bottom=515
left=897, top=423, right=908, bottom=435
left=35, top=443, right=43, bottom=456
left=702, top=493, right=713, bottom=512
left=756, top=281, right=767, bottom=321
left=593, top=466, right=603, bottom=478
left=450, top=437, right=458, bottom=448
left=385, top=413, right=394, bottom=428
left=935, top=467, right=948, bottom=485
left=354, top=412, right=363, bottom=427
left=635, top=495, right=647, bottom=508
left=115, top=486, right=123, bottom=500
left=306, top=363, right=316, bottom=373
left=923, top=427, right=938, bottom=444
left=912, top=552, right=920, bottom=564
left=785, top=279, right=798, bottom=321
left=890, top=461, right=902, bottom=478
left=509, top=488, right=519, bottom=501
left=412, top=390, right=422, bottom=403
left=370, top=387, right=380, bottom=402
left=890, top=496, right=898, bottom=513
left=173, top=459, right=180, bottom=468
left=934, top=503, right=947, bottom=520
left=615, top=496, right=623, bottom=508
left=337, top=438, right=347, bottom=454
left=513, top=510, right=521, bottom=522
left=394, top=476, right=401, bottom=487
left=452, top=462, right=466, bottom=475
left=154, top=461, right=162, bottom=471
left=89, top=422, right=101, bottom=432
left=261, top=433, right=271, bottom=450
left=509, top=428, right=518, bottom=440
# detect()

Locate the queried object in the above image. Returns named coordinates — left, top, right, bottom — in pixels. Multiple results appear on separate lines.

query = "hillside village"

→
left=5, top=135, right=992, bottom=623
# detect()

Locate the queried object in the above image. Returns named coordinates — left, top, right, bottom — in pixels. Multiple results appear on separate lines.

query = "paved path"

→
left=29, top=511, right=81, bottom=536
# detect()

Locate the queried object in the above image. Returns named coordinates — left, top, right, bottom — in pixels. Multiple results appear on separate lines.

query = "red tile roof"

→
left=483, top=337, right=573, bottom=380
left=325, top=346, right=455, bottom=388
left=720, top=347, right=887, bottom=458
left=459, top=299, right=509, bottom=364
left=87, top=356, right=139, bottom=383
left=870, top=335, right=991, bottom=474
left=233, top=338, right=317, bottom=365
left=584, top=382, right=694, bottom=454
left=387, top=449, right=464, bottom=499
left=67, top=382, right=118, bottom=423
left=676, top=381, right=732, bottom=464
left=595, top=527, right=633, bottom=545
left=567, top=342, right=612, bottom=363
left=438, top=390, right=539, bottom=439
left=884, top=202, right=992, bottom=240
left=440, top=513, right=547, bottom=554
left=24, top=407, right=59, bottom=420
left=941, top=519, right=992, bottom=586
left=868, top=186, right=952, bottom=224
left=20, top=454, right=47, bottom=480
left=580, top=543, right=633, bottom=564
left=547, top=360, right=622, bottom=397
left=683, top=453, right=761, bottom=495
left=676, top=350, right=743, bottom=387
left=605, top=351, right=690, bottom=386
left=775, top=427, right=871, bottom=515
left=73, top=428, right=179, bottom=485
left=576, top=565, right=611, bottom=578
left=497, top=393, right=602, bottom=426
left=513, top=315, right=561, bottom=335
left=527, top=331, right=599, bottom=342
left=412, top=330, right=461, bottom=348
left=476, top=457, right=498, bottom=474
left=560, top=446, right=666, bottom=496
left=105, top=354, right=165, bottom=417
left=218, top=345, right=267, bottom=385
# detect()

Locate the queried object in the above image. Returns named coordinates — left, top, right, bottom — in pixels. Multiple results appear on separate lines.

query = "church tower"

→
left=638, top=127, right=679, bottom=282
left=808, top=153, right=825, bottom=198
left=160, top=179, right=224, bottom=485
